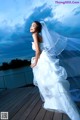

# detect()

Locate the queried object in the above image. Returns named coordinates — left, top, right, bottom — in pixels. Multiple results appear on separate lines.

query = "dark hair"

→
left=34, top=21, right=42, bottom=33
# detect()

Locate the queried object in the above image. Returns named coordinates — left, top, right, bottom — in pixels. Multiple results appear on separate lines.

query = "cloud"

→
left=74, top=10, right=80, bottom=16
left=72, top=6, right=80, bottom=15
left=0, top=3, right=53, bottom=64
left=0, top=2, right=80, bottom=64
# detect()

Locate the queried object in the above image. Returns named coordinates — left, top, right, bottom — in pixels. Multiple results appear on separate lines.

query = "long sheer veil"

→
left=40, top=20, right=80, bottom=102
left=40, top=21, right=68, bottom=56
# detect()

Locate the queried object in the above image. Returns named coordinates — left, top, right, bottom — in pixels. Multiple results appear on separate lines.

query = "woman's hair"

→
left=34, top=21, right=42, bottom=33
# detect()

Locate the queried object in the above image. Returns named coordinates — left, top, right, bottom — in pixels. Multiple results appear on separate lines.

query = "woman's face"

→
left=30, top=22, right=38, bottom=33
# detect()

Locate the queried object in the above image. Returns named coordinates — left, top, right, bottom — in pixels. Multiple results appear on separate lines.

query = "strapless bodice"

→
left=32, top=42, right=44, bottom=51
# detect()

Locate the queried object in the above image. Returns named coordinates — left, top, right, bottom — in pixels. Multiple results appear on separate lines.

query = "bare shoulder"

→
left=32, top=33, right=43, bottom=43
left=32, top=33, right=42, bottom=43
left=32, top=33, right=38, bottom=38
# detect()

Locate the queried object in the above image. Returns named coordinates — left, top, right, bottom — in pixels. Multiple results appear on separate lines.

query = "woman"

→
left=30, top=21, right=80, bottom=120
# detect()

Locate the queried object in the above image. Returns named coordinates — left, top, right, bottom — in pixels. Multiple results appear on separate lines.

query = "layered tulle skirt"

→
left=31, top=50, right=80, bottom=120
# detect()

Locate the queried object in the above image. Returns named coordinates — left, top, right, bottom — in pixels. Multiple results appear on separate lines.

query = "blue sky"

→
left=0, top=0, right=80, bottom=64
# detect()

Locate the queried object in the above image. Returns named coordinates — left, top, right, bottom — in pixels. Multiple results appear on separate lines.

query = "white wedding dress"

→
left=31, top=41, right=80, bottom=120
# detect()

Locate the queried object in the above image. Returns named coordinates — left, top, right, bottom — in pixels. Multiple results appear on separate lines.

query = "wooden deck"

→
left=0, top=86, right=80, bottom=120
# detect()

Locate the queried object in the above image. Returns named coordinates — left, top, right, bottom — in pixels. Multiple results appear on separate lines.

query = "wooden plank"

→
left=0, top=88, right=25, bottom=103
left=0, top=88, right=19, bottom=100
left=0, top=86, right=80, bottom=120
left=0, top=87, right=22, bottom=99
left=18, top=94, right=41, bottom=120
left=43, top=110, right=54, bottom=120
left=0, top=87, right=31, bottom=110
left=0, top=87, right=38, bottom=119
left=53, top=112, right=62, bottom=120
left=34, top=107, right=46, bottom=120
left=0, top=89, right=10, bottom=98
left=0, top=87, right=24, bottom=110
left=62, top=113, right=70, bottom=120
left=11, top=92, right=38, bottom=120
left=8, top=87, right=35, bottom=111
left=19, top=93, right=40, bottom=120
left=10, top=87, right=38, bottom=120
left=25, top=99, right=42, bottom=120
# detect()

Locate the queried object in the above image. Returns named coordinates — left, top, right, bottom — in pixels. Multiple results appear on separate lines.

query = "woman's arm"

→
left=31, top=33, right=41, bottom=68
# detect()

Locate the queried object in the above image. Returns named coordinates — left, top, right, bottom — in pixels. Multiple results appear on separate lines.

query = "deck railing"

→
left=0, top=67, right=33, bottom=90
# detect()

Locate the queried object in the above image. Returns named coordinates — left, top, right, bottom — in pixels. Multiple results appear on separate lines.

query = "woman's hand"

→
left=30, top=57, right=37, bottom=68
left=30, top=62, right=37, bottom=68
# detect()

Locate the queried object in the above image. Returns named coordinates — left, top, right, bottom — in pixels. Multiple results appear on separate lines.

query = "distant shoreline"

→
left=0, top=50, right=80, bottom=70
left=0, top=58, right=31, bottom=71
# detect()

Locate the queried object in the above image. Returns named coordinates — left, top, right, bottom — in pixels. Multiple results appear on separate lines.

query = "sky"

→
left=0, top=0, right=80, bottom=64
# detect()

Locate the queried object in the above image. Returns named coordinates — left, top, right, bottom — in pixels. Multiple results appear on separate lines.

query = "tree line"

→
left=0, top=59, right=31, bottom=70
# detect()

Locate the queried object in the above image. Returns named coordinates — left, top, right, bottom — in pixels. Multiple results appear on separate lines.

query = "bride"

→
left=30, top=20, right=80, bottom=120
